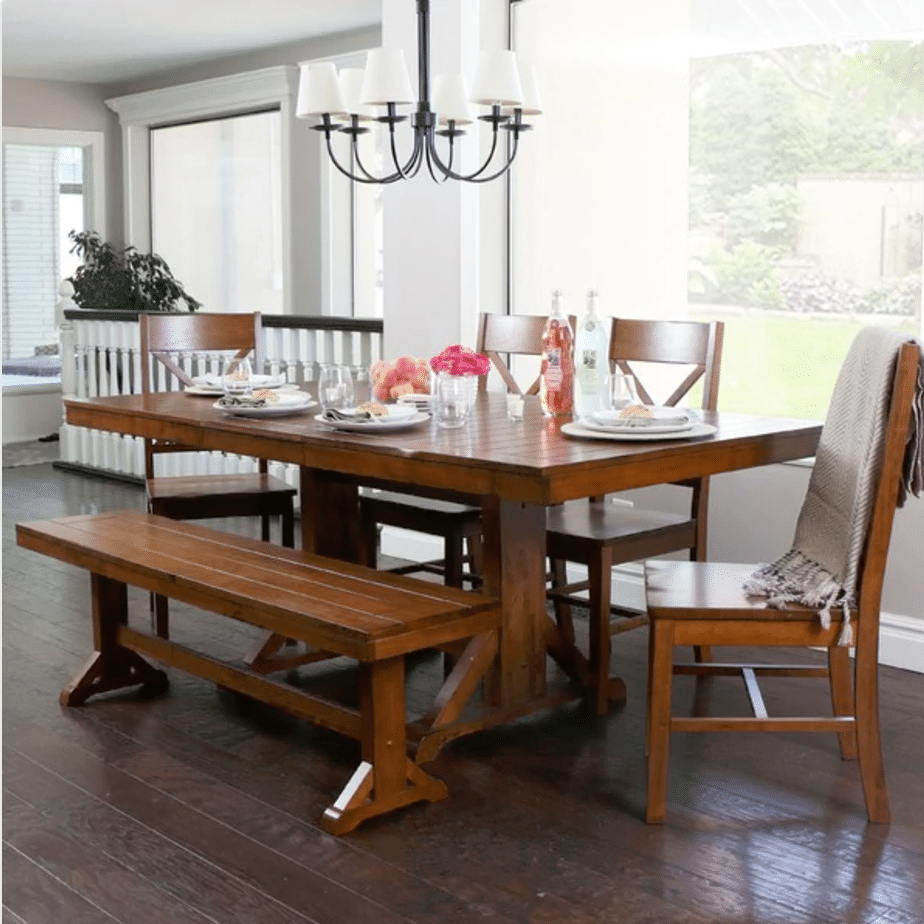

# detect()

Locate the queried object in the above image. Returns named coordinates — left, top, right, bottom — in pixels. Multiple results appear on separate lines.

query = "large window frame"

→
left=2, top=126, right=105, bottom=392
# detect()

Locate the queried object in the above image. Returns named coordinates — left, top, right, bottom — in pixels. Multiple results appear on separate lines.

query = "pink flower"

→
left=430, top=344, right=490, bottom=377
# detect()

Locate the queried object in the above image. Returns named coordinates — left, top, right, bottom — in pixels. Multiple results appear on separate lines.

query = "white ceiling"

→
left=1, top=0, right=382, bottom=84
left=1, top=0, right=921, bottom=86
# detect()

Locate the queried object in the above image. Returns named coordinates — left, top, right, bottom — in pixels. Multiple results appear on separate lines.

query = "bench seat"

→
left=16, top=510, right=502, bottom=834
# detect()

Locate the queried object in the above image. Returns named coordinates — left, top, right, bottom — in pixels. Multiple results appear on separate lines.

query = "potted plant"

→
left=67, top=230, right=201, bottom=313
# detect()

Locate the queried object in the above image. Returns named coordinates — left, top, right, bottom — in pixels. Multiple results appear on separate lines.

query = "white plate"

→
left=561, top=420, right=717, bottom=442
left=187, top=382, right=299, bottom=396
left=213, top=393, right=316, bottom=418
left=397, top=393, right=433, bottom=410
left=315, top=408, right=430, bottom=432
left=189, top=373, right=288, bottom=395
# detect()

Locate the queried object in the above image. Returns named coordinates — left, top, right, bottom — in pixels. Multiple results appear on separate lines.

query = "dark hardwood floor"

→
left=4, top=462, right=924, bottom=924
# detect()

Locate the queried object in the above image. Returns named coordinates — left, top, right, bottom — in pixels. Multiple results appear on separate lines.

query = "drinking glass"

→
left=506, top=393, right=525, bottom=421
left=318, top=365, right=355, bottom=411
left=222, top=356, right=252, bottom=397
left=434, top=373, right=471, bottom=429
left=609, top=372, right=640, bottom=410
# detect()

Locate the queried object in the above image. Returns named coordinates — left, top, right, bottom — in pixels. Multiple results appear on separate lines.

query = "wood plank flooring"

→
left=4, top=462, right=924, bottom=924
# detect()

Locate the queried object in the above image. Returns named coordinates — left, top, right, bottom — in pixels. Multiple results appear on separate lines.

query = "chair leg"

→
left=693, top=645, right=713, bottom=663
left=587, top=547, right=614, bottom=715
left=549, top=557, right=575, bottom=644
left=261, top=512, right=271, bottom=542
left=828, top=645, right=858, bottom=760
left=281, top=507, right=295, bottom=548
left=853, top=643, right=890, bottom=823
left=443, top=533, right=464, bottom=589
left=646, top=618, right=675, bottom=824
left=465, top=533, right=483, bottom=583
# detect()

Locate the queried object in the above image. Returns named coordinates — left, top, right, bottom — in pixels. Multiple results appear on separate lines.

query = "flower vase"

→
left=434, top=372, right=472, bottom=429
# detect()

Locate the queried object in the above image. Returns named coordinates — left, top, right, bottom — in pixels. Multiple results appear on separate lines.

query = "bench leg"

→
left=321, top=656, right=448, bottom=835
left=61, top=573, right=169, bottom=707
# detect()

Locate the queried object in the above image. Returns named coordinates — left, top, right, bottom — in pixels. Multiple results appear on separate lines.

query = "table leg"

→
left=480, top=497, right=549, bottom=706
left=299, top=467, right=365, bottom=562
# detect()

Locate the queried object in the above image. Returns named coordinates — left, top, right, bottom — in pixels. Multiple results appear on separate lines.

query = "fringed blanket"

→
left=744, top=327, right=924, bottom=644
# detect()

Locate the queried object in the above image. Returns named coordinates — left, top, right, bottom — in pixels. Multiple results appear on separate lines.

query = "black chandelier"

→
left=295, top=0, right=540, bottom=184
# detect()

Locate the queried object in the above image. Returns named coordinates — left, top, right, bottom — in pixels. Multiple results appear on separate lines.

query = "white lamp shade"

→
left=339, top=68, right=375, bottom=121
left=432, top=74, right=474, bottom=126
left=517, top=63, right=543, bottom=116
left=471, top=50, right=523, bottom=106
left=296, top=62, right=347, bottom=119
left=360, top=48, right=415, bottom=106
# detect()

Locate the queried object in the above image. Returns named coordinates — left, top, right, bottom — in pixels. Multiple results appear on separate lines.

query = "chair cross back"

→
left=609, top=318, right=722, bottom=409
left=140, top=312, right=266, bottom=463
left=476, top=312, right=576, bottom=395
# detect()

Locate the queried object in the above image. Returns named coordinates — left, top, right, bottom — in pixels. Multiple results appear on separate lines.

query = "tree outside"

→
left=689, top=40, right=924, bottom=417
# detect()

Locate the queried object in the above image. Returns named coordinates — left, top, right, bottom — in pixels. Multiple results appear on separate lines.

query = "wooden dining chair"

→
left=546, top=318, right=724, bottom=714
left=359, top=311, right=555, bottom=587
left=644, top=334, right=922, bottom=824
left=140, top=312, right=297, bottom=636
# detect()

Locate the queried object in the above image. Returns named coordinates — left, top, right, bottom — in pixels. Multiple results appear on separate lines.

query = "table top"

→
left=65, top=390, right=822, bottom=504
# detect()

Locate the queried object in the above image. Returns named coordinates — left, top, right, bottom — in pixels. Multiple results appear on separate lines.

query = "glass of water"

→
left=318, top=365, right=355, bottom=411
left=222, top=355, right=253, bottom=397
left=609, top=372, right=640, bottom=410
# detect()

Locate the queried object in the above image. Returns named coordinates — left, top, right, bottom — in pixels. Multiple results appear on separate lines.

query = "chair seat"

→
left=546, top=500, right=696, bottom=554
left=360, top=490, right=481, bottom=534
left=645, top=561, right=822, bottom=622
left=147, top=472, right=296, bottom=504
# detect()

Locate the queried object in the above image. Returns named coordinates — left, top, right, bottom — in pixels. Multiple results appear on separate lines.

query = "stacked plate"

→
left=316, top=403, right=430, bottom=433
left=186, top=373, right=290, bottom=396
left=562, top=407, right=716, bottom=442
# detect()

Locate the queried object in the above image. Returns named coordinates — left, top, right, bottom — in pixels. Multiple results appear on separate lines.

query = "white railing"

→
left=58, top=311, right=384, bottom=493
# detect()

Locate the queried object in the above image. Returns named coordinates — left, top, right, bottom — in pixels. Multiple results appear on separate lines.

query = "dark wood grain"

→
left=9, top=464, right=922, bottom=924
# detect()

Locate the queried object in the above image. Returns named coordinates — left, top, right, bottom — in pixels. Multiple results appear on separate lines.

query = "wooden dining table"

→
left=64, top=389, right=822, bottom=759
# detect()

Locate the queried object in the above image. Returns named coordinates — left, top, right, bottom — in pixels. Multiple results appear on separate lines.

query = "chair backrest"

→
left=139, top=312, right=265, bottom=479
left=847, top=342, right=919, bottom=624
left=140, top=312, right=264, bottom=393
left=608, top=318, right=723, bottom=410
left=475, top=312, right=575, bottom=395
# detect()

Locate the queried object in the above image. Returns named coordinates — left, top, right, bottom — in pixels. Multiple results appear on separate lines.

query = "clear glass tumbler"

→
left=222, top=356, right=253, bottom=397
left=434, top=373, right=471, bottom=429
left=318, top=365, right=355, bottom=411
left=609, top=372, right=640, bottom=409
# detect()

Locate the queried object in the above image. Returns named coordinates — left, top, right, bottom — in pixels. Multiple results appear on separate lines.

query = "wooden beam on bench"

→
left=16, top=511, right=503, bottom=834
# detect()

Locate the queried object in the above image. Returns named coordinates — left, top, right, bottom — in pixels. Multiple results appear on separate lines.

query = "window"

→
left=510, top=3, right=923, bottom=419
left=151, top=111, right=284, bottom=314
left=2, top=128, right=104, bottom=384
left=689, top=42, right=923, bottom=419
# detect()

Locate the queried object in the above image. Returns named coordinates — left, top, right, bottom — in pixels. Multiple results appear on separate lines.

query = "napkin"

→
left=322, top=408, right=375, bottom=422
left=217, top=394, right=268, bottom=408
left=588, top=409, right=692, bottom=430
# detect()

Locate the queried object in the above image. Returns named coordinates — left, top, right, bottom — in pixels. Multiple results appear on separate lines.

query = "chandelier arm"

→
left=324, top=132, right=406, bottom=185
left=424, top=142, right=452, bottom=184
left=426, top=129, right=521, bottom=184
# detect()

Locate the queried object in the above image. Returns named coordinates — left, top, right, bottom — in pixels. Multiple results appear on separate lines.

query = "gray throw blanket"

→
left=744, top=327, right=924, bottom=644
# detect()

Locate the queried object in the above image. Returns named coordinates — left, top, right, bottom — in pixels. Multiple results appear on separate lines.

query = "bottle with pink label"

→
left=540, top=288, right=574, bottom=418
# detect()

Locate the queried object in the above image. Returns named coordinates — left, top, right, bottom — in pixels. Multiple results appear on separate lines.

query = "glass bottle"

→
left=540, top=288, right=574, bottom=418
left=573, top=289, right=610, bottom=418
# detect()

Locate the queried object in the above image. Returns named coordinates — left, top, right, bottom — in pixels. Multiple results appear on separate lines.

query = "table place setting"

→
left=315, top=401, right=430, bottom=432
left=214, top=389, right=316, bottom=418
left=186, top=372, right=291, bottom=395
left=562, top=406, right=717, bottom=442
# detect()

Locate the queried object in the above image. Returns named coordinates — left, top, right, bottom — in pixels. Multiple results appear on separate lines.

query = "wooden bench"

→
left=16, top=510, right=502, bottom=835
